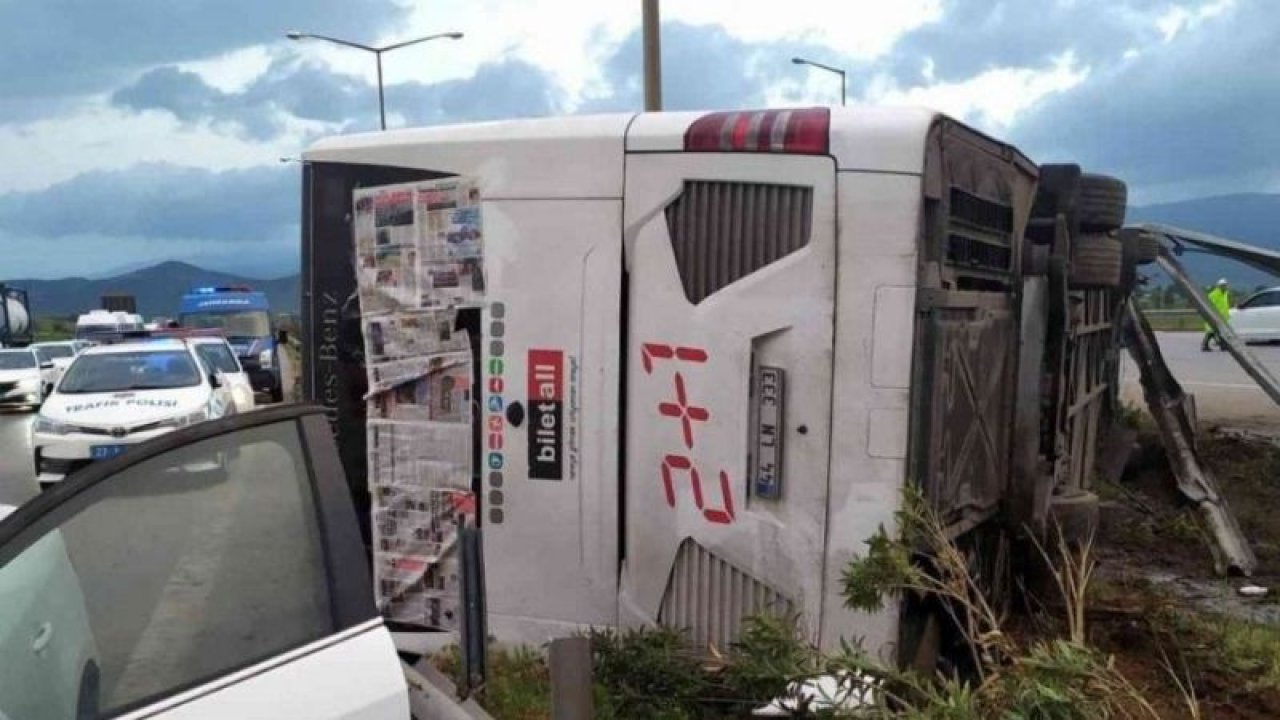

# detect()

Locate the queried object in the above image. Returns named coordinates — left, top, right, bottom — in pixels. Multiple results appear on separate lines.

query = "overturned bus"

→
left=299, top=107, right=1146, bottom=665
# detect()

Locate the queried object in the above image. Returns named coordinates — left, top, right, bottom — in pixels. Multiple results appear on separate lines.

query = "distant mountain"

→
left=1128, top=193, right=1280, bottom=289
left=3, top=261, right=300, bottom=317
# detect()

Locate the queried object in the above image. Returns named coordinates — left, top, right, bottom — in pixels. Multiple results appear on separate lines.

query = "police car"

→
left=32, top=339, right=234, bottom=487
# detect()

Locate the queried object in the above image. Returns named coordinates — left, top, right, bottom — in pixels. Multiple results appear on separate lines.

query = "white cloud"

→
left=0, top=101, right=299, bottom=193
left=656, top=0, right=942, bottom=58
left=177, top=45, right=276, bottom=93
left=300, top=0, right=942, bottom=110
left=0, top=0, right=946, bottom=195
left=864, top=51, right=1089, bottom=132
left=1156, top=0, right=1236, bottom=42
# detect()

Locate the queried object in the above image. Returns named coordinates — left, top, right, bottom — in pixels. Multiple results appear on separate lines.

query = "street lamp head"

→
left=445, top=32, right=464, bottom=39
left=285, top=31, right=305, bottom=40
left=791, top=57, right=806, bottom=65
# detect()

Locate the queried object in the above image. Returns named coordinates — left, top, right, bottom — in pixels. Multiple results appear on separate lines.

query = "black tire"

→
left=269, top=383, right=284, bottom=404
left=1077, top=173, right=1127, bottom=231
left=1134, top=233, right=1160, bottom=264
left=1069, top=233, right=1123, bottom=288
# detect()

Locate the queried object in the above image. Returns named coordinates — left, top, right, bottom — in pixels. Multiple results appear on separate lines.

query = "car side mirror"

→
left=276, top=329, right=289, bottom=345
left=209, top=373, right=222, bottom=389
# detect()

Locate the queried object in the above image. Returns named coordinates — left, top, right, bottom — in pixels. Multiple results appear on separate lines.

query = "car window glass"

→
left=193, top=348, right=215, bottom=375
left=0, top=421, right=335, bottom=718
left=1242, top=291, right=1276, bottom=309
left=181, top=311, right=271, bottom=338
left=58, top=350, right=201, bottom=394
left=0, top=351, right=36, bottom=370
left=197, top=344, right=240, bottom=374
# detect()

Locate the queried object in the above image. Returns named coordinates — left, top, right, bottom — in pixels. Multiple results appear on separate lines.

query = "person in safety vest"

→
left=1202, top=278, right=1232, bottom=352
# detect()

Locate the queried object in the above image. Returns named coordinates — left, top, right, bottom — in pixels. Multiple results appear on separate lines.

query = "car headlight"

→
left=33, top=416, right=70, bottom=435
left=258, top=348, right=273, bottom=369
left=155, top=409, right=210, bottom=430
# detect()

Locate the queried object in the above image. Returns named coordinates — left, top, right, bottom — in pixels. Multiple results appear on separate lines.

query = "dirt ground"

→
left=1092, top=425, right=1280, bottom=719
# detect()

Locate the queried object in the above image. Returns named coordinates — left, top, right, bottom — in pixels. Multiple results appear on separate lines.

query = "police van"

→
left=32, top=338, right=234, bottom=486
left=179, top=286, right=285, bottom=402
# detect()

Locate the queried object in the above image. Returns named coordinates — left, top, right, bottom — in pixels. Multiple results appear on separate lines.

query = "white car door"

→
left=1233, top=290, right=1280, bottom=342
left=196, top=344, right=253, bottom=414
left=33, top=350, right=58, bottom=393
left=0, top=407, right=408, bottom=720
left=192, top=347, right=236, bottom=417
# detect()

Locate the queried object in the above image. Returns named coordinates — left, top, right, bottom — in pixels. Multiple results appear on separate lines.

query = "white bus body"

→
left=302, top=107, right=1108, bottom=661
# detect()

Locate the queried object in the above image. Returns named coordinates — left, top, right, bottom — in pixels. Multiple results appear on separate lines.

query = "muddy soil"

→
left=1092, top=425, right=1280, bottom=718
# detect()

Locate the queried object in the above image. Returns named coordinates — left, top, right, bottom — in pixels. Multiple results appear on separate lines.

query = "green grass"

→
left=32, top=315, right=76, bottom=342
left=1141, top=310, right=1203, bottom=332
left=1160, top=609, right=1280, bottom=693
left=1216, top=618, right=1280, bottom=690
left=435, top=645, right=551, bottom=720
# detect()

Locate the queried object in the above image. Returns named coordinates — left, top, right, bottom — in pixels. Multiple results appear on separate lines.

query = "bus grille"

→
left=658, top=538, right=794, bottom=650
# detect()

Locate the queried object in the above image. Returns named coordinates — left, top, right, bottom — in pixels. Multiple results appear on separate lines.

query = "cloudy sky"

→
left=0, top=0, right=1271, bottom=279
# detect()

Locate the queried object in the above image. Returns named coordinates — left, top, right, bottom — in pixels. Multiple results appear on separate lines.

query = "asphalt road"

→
left=1119, top=331, right=1280, bottom=426
left=0, top=410, right=35, bottom=508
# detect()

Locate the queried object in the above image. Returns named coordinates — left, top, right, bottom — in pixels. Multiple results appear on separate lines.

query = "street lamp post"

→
left=286, top=30, right=464, bottom=130
left=791, top=57, right=846, bottom=107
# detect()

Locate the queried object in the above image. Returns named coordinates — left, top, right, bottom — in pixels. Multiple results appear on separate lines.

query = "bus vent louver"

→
left=664, top=181, right=812, bottom=303
left=658, top=538, right=794, bottom=650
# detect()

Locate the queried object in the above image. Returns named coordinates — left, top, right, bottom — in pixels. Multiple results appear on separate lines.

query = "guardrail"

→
left=1135, top=308, right=1203, bottom=331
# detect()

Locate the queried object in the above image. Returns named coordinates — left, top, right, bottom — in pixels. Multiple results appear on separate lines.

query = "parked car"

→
left=0, top=407, right=409, bottom=720
left=31, top=341, right=82, bottom=383
left=0, top=504, right=98, bottom=720
left=1229, top=287, right=1280, bottom=343
left=31, top=339, right=235, bottom=487
left=188, top=335, right=256, bottom=413
left=0, top=348, right=56, bottom=410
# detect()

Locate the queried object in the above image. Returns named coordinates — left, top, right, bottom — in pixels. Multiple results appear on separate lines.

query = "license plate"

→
left=91, top=444, right=128, bottom=460
left=752, top=366, right=786, bottom=499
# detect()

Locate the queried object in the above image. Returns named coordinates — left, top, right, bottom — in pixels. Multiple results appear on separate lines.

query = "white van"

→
left=301, top=108, right=1131, bottom=663
left=75, top=310, right=145, bottom=343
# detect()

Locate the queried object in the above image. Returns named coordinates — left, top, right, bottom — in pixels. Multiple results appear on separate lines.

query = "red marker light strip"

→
left=684, top=107, right=830, bottom=155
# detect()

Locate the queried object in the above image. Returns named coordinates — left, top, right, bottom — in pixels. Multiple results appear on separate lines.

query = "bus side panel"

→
left=482, top=199, right=622, bottom=642
left=820, top=171, right=921, bottom=654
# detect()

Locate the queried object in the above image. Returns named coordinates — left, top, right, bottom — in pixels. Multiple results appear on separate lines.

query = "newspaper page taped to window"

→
left=353, top=177, right=484, bottom=629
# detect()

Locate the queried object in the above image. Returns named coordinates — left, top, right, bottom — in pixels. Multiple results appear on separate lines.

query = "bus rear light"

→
left=684, top=108, right=830, bottom=155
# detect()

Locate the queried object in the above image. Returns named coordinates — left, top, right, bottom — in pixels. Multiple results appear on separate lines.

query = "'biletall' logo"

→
left=527, top=349, right=563, bottom=480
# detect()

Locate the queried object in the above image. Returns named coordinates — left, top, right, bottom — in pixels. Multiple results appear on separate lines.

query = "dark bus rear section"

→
left=300, top=161, right=455, bottom=544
